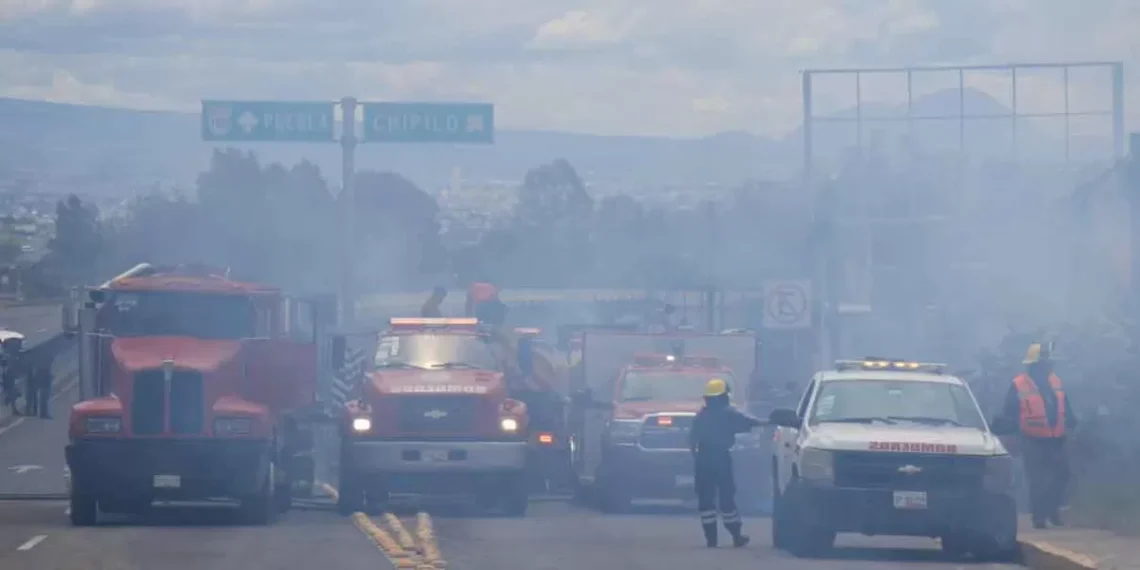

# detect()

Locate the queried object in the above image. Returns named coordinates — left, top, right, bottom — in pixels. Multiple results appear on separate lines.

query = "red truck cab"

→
left=65, top=265, right=322, bottom=526
left=593, top=353, right=739, bottom=511
left=337, top=317, right=531, bottom=516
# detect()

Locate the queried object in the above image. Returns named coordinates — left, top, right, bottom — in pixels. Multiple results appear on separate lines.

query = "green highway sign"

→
left=201, top=100, right=335, bottom=142
left=362, top=102, right=494, bottom=144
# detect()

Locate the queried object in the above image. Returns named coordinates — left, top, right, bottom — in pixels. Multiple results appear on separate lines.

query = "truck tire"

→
left=69, top=475, right=98, bottom=527
left=239, top=461, right=277, bottom=525
left=597, top=479, right=632, bottom=514
left=781, top=479, right=834, bottom=558
left=502, top=474, right=529, bottom=517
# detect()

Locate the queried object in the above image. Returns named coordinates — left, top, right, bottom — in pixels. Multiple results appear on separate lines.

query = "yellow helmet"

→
left=1023, top=342, right=1053, bottom=364
left=704, top=378, right=729, bottom=397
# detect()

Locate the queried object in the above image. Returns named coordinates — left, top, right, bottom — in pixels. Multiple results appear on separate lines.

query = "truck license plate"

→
left=892, top=491, right=927, bottom=509
left=153, top=475, right=181, bottom=489
left=675, top=475, right=695, bottom=487
left=422, top=450, right=449, bottom=462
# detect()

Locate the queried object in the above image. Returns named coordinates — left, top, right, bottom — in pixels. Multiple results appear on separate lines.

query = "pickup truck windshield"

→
left=619, top=371, right=735, bottom=402
left=102, top=291, right=254, bottom=339
left=375, top=333, right=499, bottom=371
left=809, top=379, right=985, bottom=429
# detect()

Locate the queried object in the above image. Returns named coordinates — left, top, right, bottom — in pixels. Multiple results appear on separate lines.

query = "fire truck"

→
left=64, top=264, right=336, bottom=526
left=567, top=330, right=768, bottom=512
left=336, top=317, right=566, bottom=516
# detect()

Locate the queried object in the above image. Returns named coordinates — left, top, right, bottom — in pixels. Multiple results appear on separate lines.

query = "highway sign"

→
left=762, top=280, right=812, bottom=329
left=201, top=100, right=335, bottom=142
left=362, top=102, right=493, bottom=144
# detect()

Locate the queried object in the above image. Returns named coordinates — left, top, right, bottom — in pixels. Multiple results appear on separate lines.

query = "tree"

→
left=353, top=171, right=447, bottom=289
left=48, top=194, right=101, bottom=287
left=511, top=159, right=594, bottom=285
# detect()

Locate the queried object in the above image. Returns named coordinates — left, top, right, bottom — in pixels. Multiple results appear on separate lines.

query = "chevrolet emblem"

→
left=898, top=464, right=923, bottom=475
left=423, top=409, right=448, bottom=420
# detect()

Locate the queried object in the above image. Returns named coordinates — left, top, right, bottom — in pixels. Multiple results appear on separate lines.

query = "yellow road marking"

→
left=320, top=483, right=448, bottom=569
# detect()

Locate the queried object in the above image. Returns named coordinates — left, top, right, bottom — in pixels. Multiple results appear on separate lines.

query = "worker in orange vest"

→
left=465, top=282, right=507, bottom=325
left=999, top=342, right=1077, bottom=529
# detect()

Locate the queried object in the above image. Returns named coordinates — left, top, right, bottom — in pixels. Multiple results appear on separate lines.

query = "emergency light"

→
left=389, top=317, right=479, bottom=328
left=632, top=353, right=722, bottom=369
left=835, top=358, right=947, bottom=374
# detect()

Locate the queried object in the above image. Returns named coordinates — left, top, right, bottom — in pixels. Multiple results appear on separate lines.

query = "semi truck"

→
left=64, top=264, right=337, bottom=525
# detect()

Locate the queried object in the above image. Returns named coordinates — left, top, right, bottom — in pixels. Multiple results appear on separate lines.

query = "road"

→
left=0, top=390, right=1024, bottom=570
left=0, top=303, right=63, bottom=347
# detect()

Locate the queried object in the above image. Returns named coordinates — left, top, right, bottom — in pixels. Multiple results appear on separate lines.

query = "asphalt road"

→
left=0, top=303, right=62, bottom=347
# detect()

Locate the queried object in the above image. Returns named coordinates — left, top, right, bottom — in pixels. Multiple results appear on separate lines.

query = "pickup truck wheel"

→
left=239, top=461, right=277, bottom=525
left=782, top=479, right=834, bottom=558
left=68, top=475, right=98, bottom=527
left=771, top=464, right=787, bottom=549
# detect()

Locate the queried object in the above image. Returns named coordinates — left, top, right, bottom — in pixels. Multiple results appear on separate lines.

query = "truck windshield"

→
left=375, top=333, right=499, bottom=371
left=102, top=291, right=254, bottom=339
left=809, top=379, right=985, bottom=429
left=619, top=371, right=734, bottom=402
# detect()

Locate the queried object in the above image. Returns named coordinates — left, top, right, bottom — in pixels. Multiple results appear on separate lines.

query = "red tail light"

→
left=537, top=432, right=555, bottom=445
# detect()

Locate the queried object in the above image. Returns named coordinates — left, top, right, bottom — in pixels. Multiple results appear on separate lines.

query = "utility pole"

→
left=339, top=97, right=358, bottom=328
left=1128, top=132, right=1140, bottom=347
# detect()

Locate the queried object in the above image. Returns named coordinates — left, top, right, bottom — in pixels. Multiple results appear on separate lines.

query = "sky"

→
left=1, top=0, right=1139, bottom=137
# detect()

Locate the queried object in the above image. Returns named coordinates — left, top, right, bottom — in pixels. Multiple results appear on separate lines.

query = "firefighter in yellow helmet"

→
left=688, top=377, right=764, bottom=547
left=997, top=342, right=1077, bottom=529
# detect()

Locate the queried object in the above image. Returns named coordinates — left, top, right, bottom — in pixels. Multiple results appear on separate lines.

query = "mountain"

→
left=0, top=88, right=1099, bottom=197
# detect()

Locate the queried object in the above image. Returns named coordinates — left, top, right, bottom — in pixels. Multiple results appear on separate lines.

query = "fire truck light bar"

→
left=514, top=327, right=542, bottom=336
left=389, top=317, right=479, bottom=327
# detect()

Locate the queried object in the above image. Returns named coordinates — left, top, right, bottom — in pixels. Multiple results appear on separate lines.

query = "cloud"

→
left=0, top=0, right=1138, bottom=138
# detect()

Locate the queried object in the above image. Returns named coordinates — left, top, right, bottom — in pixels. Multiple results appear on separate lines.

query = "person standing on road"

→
left=689, top=378, right=764, bottom=548
left=30, top=358, right=53, bottom=419
left=999, top=342, right=1077, bottom=529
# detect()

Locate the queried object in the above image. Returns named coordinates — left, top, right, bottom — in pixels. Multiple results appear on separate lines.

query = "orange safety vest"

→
left=1013, top=373, right=1067, bottom=438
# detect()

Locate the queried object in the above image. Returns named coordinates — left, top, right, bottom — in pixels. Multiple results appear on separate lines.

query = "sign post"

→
left=201, top=98, right=495, bottom=327
left=762, top=280, right=813, bottom=330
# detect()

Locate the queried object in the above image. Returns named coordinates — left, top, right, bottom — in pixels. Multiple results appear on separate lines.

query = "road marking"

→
left=0, top=374, right=78, bottom=438
left=322, top=483, right=447, bottom=569
left=9, top=465, right=42, bottom=474
left=16, top=535, right=46, bottom=551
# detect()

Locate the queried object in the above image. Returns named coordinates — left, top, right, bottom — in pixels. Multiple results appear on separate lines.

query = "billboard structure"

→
left=801, top=61, right=1125, bottom=178
left=800, top=62, right=1125, bottom=364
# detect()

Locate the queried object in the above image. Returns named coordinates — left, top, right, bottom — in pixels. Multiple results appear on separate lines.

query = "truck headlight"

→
left=85, top=417, right=121, bottom=434
left=799, top=447, right=834, bottom=482
left=351, top=417, right=372, bottom=433
left=607, top=420, right=641, bottom=445
left=214, top=417, right=253, bottom=436
left=984, top=453, right=1015, bottom=491
left=500, top=417, right=519, bottom=433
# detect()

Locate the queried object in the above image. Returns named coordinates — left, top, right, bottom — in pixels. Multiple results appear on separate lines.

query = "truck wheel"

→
left=69, top=475, right=98, bottom=527
left=239, top=461, right=277, bottom=525
left=598, top=480, right=631, bottom=514
left=336, top=471, right=365, bottom=516
left=782, top=479, right=834, bottom=558
left=771, top=464, right=787, bottom=549
left=502, top=475, right=529, bottom=517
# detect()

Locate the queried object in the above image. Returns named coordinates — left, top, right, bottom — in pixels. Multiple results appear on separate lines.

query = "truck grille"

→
left=833, top=451, right=986, bottom=491
left=129, top=369, right=205, bottom=435
left=395, top=396, right=477, bottom=434
left=131, top=370, right=165, bottom=435
left=638, top=415, right=694, bottom=450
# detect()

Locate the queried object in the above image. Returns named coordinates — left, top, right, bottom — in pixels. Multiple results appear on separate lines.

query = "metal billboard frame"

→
left=801, top=61, right=1125, bottom=178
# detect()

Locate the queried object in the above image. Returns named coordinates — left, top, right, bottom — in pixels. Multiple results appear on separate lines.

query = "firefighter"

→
left=421, top=286, right=447, bottom=318
left=689, top=378, right=764, bottom=548
left=465, top=282, right=499, bottom=317
left=999, top=342, right=1077, bottom=529
left=30, top=359, right=53, bottom=419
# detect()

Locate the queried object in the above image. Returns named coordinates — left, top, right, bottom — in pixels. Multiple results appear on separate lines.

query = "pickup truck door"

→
left=777, top=378, right=815, bottom=491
